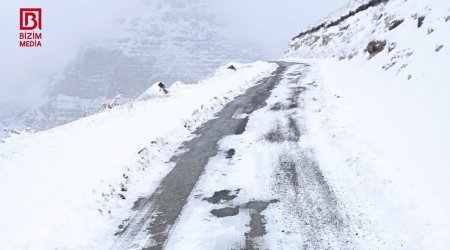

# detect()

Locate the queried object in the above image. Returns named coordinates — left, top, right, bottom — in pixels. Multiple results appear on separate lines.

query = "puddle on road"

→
left=210, top=207, right=240, bottom=218
left=244, top=199, right=279, bottom=249
left=203, top=189, right=240, bottom=204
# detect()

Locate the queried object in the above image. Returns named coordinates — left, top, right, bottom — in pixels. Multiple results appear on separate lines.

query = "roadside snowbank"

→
left=301, top=57, right=450, bottom=249
left=0, top=61, right=276, bottom=250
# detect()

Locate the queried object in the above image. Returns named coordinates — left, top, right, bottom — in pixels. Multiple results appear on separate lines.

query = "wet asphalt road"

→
left=113, top=62, right=294, bottom=250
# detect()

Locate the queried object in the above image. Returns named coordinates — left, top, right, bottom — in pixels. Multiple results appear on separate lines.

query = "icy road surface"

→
left=113, top=62, right=356, bottom=249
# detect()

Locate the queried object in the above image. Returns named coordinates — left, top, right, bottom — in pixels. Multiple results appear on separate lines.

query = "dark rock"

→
left=388, top=42, right=396, bottom=52
left=227, top=65, right=237, bottom=71
left=292, top=0, right=388, bottom=40
left=157, top=81, right=169, bottom=94
left=226, top=148, right=236, bottom=159
left=340, top=25, right=350, bottom=30
left=348, top=52, right=358, bottom=60
left=367, top=40, right=387, bottom=57
left=427, top=28, right=434, bottom=34
left=388, top=19, right=404, bottom=30
left=446, top=16, right=450, bottom=22
left=436, top=45, right=444, bottom=52
left=322, top=35, right=331, bottom=45
left=382, top=62, right=396, bottom=70
left=418, top=16, right=425, bottom=28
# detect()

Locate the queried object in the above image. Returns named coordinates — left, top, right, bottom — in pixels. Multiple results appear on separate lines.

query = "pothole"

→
left=243, top=199, right=279, bottom=249
left=210, top=207, right=240, bottom=218
left=203, top=189, right=239, bottom=204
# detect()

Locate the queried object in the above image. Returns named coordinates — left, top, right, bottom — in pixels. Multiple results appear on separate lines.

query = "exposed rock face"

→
left=417, top=16, right=425, bottom=28
left=367, top=40, right=387, bottom=57
left=292, top=0, right=388, bottom=40
left=388, top=19, right=404, bottom=30
left=227, top=65, right=237, bottom=71
left=6, top=0, right=259, bottom=132
left=322, top=35, right=331, bottom=45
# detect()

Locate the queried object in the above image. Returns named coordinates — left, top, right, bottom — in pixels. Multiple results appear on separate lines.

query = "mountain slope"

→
left=285, top=0, right=450, bottom=248
left=1, top=0, right=259, bottom=134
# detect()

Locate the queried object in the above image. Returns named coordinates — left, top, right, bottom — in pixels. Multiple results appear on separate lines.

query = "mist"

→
left=211, top=0, right=349, bottom=59
left=0, top=0, right=141, bottom=113
left=0, top=0, right=348, bottom=117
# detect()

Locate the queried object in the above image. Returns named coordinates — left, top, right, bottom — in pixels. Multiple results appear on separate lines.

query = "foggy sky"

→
left=0, top=0, right=348, bottom=115
left=211, top=0, right=349, bottom=58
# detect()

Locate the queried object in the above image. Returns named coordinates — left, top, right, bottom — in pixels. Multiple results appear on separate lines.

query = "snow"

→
left=1, top=0, right=449, bottom=248
left=165, top=63, right=360, bottom=249
left=165, top=64, right=306, bottom=250
left=136, top=82, right=168, bottom=101
left=283, top=0, right=450, bottom=247
left=0, top=61, right=277, bottom=250
left=299, top=57, right=450, bottom=249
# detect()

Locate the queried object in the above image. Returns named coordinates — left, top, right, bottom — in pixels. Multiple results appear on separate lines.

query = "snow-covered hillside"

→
left=0, top=0, right=259, bottom=136
left=285, top=0, right=450, bottom=248
left=0, top=62, right=276, bottom=249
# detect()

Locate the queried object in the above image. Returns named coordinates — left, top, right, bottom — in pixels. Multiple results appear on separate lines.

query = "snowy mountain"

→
left=0, top=0, right=449, bottom=249
left=1, top=0, right=259, bottom=134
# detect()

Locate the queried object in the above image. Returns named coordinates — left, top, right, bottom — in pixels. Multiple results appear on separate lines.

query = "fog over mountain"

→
left=0, top=0, right=347, bottom=134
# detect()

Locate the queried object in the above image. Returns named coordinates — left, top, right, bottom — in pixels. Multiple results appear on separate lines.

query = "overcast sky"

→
left=0, top=0, right=349, bottom=114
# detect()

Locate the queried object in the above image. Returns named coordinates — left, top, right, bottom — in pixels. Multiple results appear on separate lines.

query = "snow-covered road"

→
left=113, top=62, right=355, bottom=249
